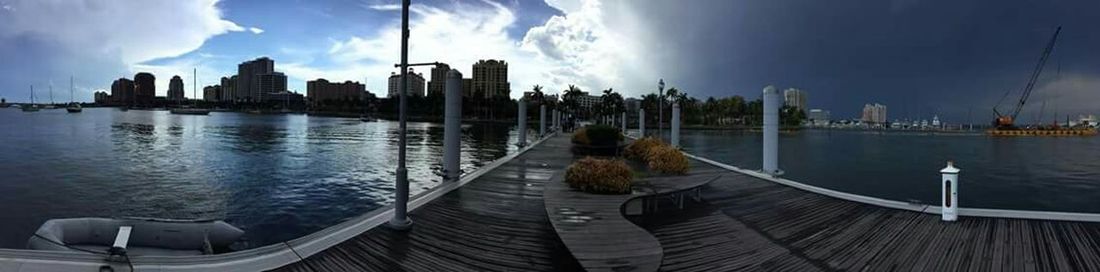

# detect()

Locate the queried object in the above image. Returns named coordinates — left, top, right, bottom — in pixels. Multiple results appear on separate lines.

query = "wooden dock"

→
left=636, top=159, right=1100, bottom=271
left=273, top=134, right=582, bottom=271
left=271, top=132, right=1100, bottom=271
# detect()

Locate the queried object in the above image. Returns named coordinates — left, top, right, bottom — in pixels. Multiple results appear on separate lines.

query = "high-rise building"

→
left=133, top=72, right=155, bottom=105
left=307, top=79, right=368, bottom=106
left=168, top=75, right=185, bottom=102
left=783, top=88, right=807, bottom=111
left=387, top=69, right=426, bottom=98
left=471, top=59, right=509, bottom=99
left=203, top=85, right=222, bottom=102
left=462, top=78, right=472, bottom=97
left=110, top=78, right=134, bottom=104
left=427, top=63, right=451, bottom=97
left=577, top=92, right=601, bottom=111
left=861, top=103, right=887, bottom=124
left=237, top=57, right=275, bottom=102
left=254, top=72, right=288, bottom=98
left=94, top=91, right=110, bottom=104
left=221, top=76, right=237, bottom=102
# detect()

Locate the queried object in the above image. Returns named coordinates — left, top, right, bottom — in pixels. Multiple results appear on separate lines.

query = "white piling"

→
left=539, top=104, right=546, bottom=136
left=672, top=103, right=681, bottom=148
left=638, top=108, right=646, bottom=137
left=941, top=161, right=960, bottom=221
left=621, top=112, right=627, bottom=134
left=517, top=99, right=527, bottom=147
left=762, top=85, right=781, bottom=175
left=442, top=69, right=463, bottom=182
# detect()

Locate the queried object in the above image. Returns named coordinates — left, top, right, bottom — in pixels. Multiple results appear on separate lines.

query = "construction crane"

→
left=992, top=26, right=1061, bottom=129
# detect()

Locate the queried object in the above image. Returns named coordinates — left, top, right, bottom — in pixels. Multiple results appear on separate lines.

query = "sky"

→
left=1, top=0, right=1099, bottom=122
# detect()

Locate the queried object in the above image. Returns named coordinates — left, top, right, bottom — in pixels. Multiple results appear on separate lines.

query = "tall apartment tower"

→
left=472, top=59, right=509, bottom=99
left=237, top=57, right=275, bottom=102
left=133, top=72, right=155, bottom=106
left=783, top=88, right=807, bottom=110
left=387, top=69, right=426, bottom=98
left=427, top=63, right=451, bottom=97
left=220, top=76, right=237, bottom=102
left=168, top=75, right=185, bottom=102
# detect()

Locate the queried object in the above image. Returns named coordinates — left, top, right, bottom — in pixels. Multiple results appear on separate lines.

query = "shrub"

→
left=624, top=137, right=663, bottom=160
left=645, top=145, right=690, bottom=174
left=583, top=125, right=622, bottom=146
left=565, top=157, right=633, bottom=194
left=572, top=127, right=590, bottom=145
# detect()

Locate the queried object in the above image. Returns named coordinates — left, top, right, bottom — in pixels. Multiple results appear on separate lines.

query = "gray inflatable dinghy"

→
left=27, top=217, right=244, bottom=256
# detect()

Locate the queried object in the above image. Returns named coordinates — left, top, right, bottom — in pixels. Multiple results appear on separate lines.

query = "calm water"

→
left=0, top=108, right=528, bottom=249
left=674, top=129, right=1100, bottom=213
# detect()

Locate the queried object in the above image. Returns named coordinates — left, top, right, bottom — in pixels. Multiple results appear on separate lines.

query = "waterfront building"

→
left=932, top=115, right=941, bottom=127
left=783, top=88, right=807, bottom=110
left=133, top=72, right=155, bottom=106
left=577, top=93, right=601, bottom=111
left=861, top=103, right=887, bottom=124
left=110, top=78, right=134, bottom=104
left=808, top=109, right=830, bottom=126
left=237, top=57, right=275, bottom=102
left=471, top=59, right=509, bottom=99
left=307, top=79, right=369, bottom=106
left=168, top=75, right=185, bottom=102
left=462, top=78, right=472, bottom=98
left=94, top=91, right=109, bottom=104
left=387, top=69, right=426, bottom=98
left=220, top=76, right=237, bottom=102
left=262, top=91, right=304, bottom=105
left=427, top=63, right=450, bottom=97
left=625, top=98, right=640, bottom=114
left=255, top=72, right=288, bottom=97
left=203, top=85, right=222, bottom=102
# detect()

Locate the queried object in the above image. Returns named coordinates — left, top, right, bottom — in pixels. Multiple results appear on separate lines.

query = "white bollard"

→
left=941, top=161, right=960, bottom=221
left=638, top=108, right=646, bottom=137
left=621, top=112, right=627, bottom=134
left=442, top=69, right=463, bottom=182
left=539, top=104, right=546, bottom=136
left=672, top=103, right=681, bottom=148
left=762, top=85, right=781, bottom=175
left=517, top=99, right=527, bottom=147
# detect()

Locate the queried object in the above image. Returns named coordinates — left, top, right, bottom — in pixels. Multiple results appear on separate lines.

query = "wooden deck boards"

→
left=640, top=159, right=1100, bottom=271
left=273, top=135, right=581, bottom=272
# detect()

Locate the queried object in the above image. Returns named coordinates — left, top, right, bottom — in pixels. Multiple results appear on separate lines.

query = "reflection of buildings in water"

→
left=111, top=123, right=157, bottom=148
left=229, top=125, right=286, bottom=153
left=464, top=123, right=511, bottom=162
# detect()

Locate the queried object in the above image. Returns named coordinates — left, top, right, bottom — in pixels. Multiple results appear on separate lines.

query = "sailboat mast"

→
left=30, top=85, right=34, bottom=104
left=193, top=68, right=197, bottom=105
left=70, top=76, right=74, bottom=103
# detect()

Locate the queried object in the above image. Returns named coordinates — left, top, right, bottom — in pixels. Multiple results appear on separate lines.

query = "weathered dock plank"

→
left=272, top=135, right=581, bottom=272
left=641, top=157, right=1100, bottom=271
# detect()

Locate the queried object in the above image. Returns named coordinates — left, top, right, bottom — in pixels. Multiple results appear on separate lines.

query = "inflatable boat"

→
left=27, top=217, right=244, bottom=256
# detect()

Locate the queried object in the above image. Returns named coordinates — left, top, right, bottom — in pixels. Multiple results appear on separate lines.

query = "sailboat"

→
left=170, top=68, right=210, bottom=115
left=22, top=85, right=39, bottom=112
left=66, top=76, right=82, bottom=113
left=43, top=84, right=57, bottom=109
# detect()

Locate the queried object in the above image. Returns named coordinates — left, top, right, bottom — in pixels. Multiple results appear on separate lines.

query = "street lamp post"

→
left=658, top=79, right=665, bottom=140
left=388, top=0, right=413, bottom=230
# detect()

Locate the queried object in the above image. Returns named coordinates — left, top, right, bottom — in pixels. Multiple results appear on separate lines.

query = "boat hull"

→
left=27, top=217, right=243, bottom=256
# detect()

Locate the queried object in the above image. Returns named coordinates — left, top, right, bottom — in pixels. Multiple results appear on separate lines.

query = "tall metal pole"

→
left=658, top=79, right=665, bottom=141
left=389, top=0, right=413, bottom=230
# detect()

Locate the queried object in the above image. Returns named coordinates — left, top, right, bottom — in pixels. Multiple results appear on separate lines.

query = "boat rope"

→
left=31, top=233, right=108, bottom=255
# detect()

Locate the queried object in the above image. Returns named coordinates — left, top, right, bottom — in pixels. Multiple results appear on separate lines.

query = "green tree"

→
left=561, top=85, right=584, bottom=117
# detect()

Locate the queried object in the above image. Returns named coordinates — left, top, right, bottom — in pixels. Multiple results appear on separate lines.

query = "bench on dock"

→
left=543, top=169, right=723, bottom=272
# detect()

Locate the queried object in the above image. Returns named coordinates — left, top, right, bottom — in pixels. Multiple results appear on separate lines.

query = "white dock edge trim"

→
left=0, top=132, right=559, bottom=272
left=684, top=152, right=1100, bottom=223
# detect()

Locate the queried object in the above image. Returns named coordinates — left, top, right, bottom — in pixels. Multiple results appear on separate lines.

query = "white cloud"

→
left=249, top=27, right=265, bottom=34
left=1019, top=74, right=1100, bottom=118
left=283, top=0, right=656, bottom=98
left=367, top=4, right=401, bottom=11
left=0, top=0, right=248, bottom=100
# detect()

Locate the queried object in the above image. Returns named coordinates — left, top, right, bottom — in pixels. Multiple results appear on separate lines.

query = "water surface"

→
left=0, top=108, right=528, bottom=249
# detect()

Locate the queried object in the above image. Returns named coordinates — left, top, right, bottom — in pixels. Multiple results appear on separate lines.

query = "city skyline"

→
left=1, top=0, right=1099, bottom=121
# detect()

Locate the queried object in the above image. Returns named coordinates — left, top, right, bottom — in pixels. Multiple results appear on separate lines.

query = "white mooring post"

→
left=442, top=69, right=463, bottom=182
left=638, top=108, right=646, bottom=137
left=672, top=103, right=681, bottom=148
left=941, top=161, right=960, bottom=221
left=621, top=112, right=627, bottom=134
left=517, top=99, right=527, bottom=147
left=762, top=86, right=781, bottom=176
left=539, top=104, right=547, bottom=137
left=555, top=110, right=560, bottom=131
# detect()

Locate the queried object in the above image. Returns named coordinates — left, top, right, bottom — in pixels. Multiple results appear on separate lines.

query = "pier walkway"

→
left=636, top=159, right=1100, bottom=271
left=273, top=134, right=581, bottom=271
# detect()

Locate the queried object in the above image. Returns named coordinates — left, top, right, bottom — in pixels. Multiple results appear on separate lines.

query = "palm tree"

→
left=561, top=85, right=583, bottom=117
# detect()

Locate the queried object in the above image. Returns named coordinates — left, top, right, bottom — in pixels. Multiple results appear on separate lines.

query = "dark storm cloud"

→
left=632, top=0, right=1100, bottom=122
